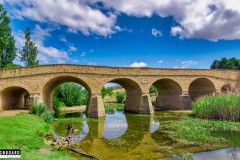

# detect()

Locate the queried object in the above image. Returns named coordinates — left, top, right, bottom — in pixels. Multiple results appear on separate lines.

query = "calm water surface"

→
left=52, top=110, right=240, bottom=160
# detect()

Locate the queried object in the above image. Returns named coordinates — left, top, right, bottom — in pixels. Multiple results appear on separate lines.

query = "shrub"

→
left=43, top=111, right=53, bottom=123
left=31, top=103, right=53, bottom=123
left=192, top=95, right=240, bottom=121
left=149, top=85, right=157, bottom=94
left=116, top=93, right=125, bottom=103
left=101, top=87, right=108, bottom=98
left=31, top=103, right=48, bottom=116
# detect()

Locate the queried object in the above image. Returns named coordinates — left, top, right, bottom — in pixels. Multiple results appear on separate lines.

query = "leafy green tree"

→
left=19, top=28, right=39, bottom=66
left=3, top=63, right=21, bottom=68
left=101, top=87, right=108, bottom=98
left=149, top=85, right=157, bottom=94
left=53, top=83, right=88, bottom=106
left=210, top=57, right=240, bottom=70
left=116, top=92, right=125, bottom=103
left=0, top=4, right=16, bottom=68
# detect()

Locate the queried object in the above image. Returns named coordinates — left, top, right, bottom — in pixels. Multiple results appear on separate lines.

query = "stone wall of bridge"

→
left=0, top=64, right=239, bottom=117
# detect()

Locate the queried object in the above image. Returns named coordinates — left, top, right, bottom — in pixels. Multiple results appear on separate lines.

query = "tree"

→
left=19, top=28, right=39, bottom=66
left=53, top=83, right=88, bottom=106
left=101, top=87, right=108, bottom=98
left=116, top=92, right=125, bottom=103
left=149, top=85, right=157, bottom=94
left=0, top=4, right=16, bottom=68
left=210, top=57, right=240, bottom=70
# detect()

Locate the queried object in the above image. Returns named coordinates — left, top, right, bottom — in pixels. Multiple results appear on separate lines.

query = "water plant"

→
left=192, top=95, right=240, bottom=121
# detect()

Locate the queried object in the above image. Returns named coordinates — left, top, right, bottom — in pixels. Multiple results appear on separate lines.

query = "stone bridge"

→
left=0, top=64, right=238, bottom=117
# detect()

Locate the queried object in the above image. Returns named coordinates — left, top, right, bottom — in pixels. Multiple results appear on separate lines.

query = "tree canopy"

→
left=0, top=4, right=16, bottom=68
left=210, top=57, right=240, bottom=70
left=19, top=28, right=39, bottom=66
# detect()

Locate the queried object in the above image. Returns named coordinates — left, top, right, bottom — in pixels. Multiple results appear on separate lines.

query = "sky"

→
left=1, top=0, right=240, bottom=69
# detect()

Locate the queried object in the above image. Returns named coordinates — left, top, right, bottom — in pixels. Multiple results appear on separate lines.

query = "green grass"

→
left=0, top=113, right=76, bottom=160
left=192, top=95, right=240, bottom=121
left=104, top=103, right=124, bottom=110
left=166, top=117, right=240, bottom=144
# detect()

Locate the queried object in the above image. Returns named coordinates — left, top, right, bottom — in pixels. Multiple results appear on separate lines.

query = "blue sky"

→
left=2, top=0, right=240, bottom=69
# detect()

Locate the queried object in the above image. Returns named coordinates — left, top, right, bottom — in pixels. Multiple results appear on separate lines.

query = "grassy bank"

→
left=0, top=113, right=76, bottom=160
left=104, top=103, right=124, bottom=110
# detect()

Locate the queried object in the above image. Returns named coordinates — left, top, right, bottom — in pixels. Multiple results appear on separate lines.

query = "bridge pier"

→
left=86, top=94, right=105, bottom=118
left=155, top=94, right=191, bottom=110
left=139, top=94, right=154, bottom=114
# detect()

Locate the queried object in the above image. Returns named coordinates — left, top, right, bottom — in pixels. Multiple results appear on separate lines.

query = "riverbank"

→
left=0, top=112, right=76, bottom=160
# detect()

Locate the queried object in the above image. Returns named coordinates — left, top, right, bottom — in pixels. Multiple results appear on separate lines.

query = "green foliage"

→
left=181, top=153, right=193, bottom=160
left=116, top=92, right=125, bottom=103
left=149, top=85, right=157, bottom=94
left=0, top=4, right=16, bottom=68
left=31, top=103, right=53, bottom=123
left=104, top=103, right=124, bottom=110
left=101, top=87, right=108, bottom=98
left=168, top=116, right=240, bottom=144
left=43, top=110, right=53, bottom=123
left=192, top=95, right=240, bottom=121
left=210, top=57, right=240, bottom=70
left=19, top=28, right=39, bottom=66
left=53, top=82, right=88, bottom=107
left=53, top=96, right=65, bottom=118
left=3, top=63, right=21, bottom=68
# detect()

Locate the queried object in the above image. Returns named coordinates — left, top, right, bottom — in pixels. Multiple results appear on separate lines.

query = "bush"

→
left=192, top=95, right=240, bottom=121
left=116, top=93, right=125, bottom=103
left=149, top=85, right=157, bottom=94
left=43, top=111, right=53, bottom=123
left=31, top=103, right=48, bottom=116
left=31, top=103, right=53, bottom=123
left=101, top=87, right=108, bottom=98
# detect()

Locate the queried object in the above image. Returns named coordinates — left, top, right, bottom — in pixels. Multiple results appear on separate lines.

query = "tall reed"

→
left=192, top=95, right=240, bottom=121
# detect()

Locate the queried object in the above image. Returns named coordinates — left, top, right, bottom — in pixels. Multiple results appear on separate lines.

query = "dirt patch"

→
left=39, top=148, right=51, bottom=153
left=0, top=110, right=28, bottom=117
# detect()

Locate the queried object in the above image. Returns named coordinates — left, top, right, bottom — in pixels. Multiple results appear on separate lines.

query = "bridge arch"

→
left=102, top=78, right=143, bottom=113
left=1, top=86, right=30, bottom=110
left=221, top=84, right=232, bottom=94
left=189, top=78, right=216, bottom=101
left=151, top=78, right=183, bottom=110
left=42, top=75, right=92, bottom=110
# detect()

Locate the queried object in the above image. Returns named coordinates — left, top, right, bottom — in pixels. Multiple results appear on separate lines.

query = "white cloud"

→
left=57, top=59, right=66, bottom=64
left=130, top=62, right=148, bottom=68
left=96, top=0, right=240, bottom=41
left=175, top=60, right=198, bottom=68
left=88, top=62, right=97, bottom=65
left=60, top=37, right=67, bottom=42
left=68, top=44, right=77, bottom=52
left=81, top=52, right=86, bottom=57
left=158, top=60, right=163, bottom=63
left=151, top=28, right=162, bottom=37
left=5, top=0, right=240, bottom=40
left=171, top=26, right=183, bottom=37
left=3, top=0, right=117, bottom=36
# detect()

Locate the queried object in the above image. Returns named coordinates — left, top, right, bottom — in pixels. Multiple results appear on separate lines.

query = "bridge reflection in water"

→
left=52, top=110, right=239, bottom=160
left=52, top=109, right=162, bottom=159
